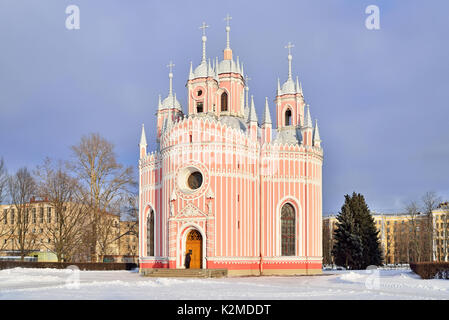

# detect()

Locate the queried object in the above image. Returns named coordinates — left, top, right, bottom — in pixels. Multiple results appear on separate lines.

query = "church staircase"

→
left=141, top=268, right=227, bottom=278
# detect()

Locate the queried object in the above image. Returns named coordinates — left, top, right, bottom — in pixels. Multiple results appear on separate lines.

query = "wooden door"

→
left=186, top=230, right=202, bottom=269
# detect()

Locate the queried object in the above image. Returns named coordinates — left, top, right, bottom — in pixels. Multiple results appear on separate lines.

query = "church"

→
left=138, top=17, right=323, bottom=276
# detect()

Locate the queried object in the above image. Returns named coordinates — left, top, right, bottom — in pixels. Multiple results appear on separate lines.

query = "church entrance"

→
left=186, top=230, right=202, bottom=269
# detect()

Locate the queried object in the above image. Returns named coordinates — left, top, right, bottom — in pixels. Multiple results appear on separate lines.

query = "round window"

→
left=187, top=171, right=203, bottom=190
left=197, top=89, right=203, bottom=96
left=177, top=167, right=204, bottom=194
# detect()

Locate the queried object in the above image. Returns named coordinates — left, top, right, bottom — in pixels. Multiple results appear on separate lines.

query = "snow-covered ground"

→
left=0, top=267, right=448, bottom=300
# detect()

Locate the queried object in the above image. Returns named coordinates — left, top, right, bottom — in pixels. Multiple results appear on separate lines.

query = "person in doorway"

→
left=185, top=249, right=192, bottom=269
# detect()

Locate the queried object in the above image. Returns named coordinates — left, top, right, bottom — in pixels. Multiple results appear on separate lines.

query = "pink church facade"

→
left=139, top=19, right=323, bottom=276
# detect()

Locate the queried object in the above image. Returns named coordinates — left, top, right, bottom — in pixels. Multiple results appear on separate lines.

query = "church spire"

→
left=296, top=76, right=302, bottom=94
left=167, top=61, right=175, bottom=96
left=139, top=123, right=147, bottom=158
left=140, top=123, right=147, bottom=147
left=285, top=42, right=294, bottom=81
left=189, top=61, right=194, bottom=80
left=223, top=14, right=233, bottom=60
left=244, top=75, right=251, bottom=114
left=248, top=95, right=258, bottom=123
left=304, top=104, right=313, bottom=128
left=224, top=14, right=232, bottom=49
left=262, top=97, right=272, bottom=125
left=313, top=119, right=321, bottom=146
left=199, top=22, right=209, bottom=63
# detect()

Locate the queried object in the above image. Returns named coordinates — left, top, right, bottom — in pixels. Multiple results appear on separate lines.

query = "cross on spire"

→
left=224, top=14, right=232, bottom=27
left=199, top=22, right=209, bottom=62
left=223, top=14, right=232, bottom=50
left=199, top=22, right=209, bottom=36
left=285, top=42, right=295, bottom=55
left=167, top=61, right=175, bottom=73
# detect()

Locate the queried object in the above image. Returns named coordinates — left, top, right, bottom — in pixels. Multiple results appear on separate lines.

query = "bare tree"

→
left=96, top=211, right=120, bottom=261
left=406, top=201, right=422, bottom=262
left=422, top=191, right=441, bottom=262
left=393, top=221, right=409, bottom=264
left=115, top=194, right=139, bottom=259
left=96, top=194, right=139, bottom=261
left=70, top=133, right=136, bottom=262
left=8, top=167, right=37, bottom=260
left=0, top=157, right=15, bottom=252
left=0, top=157, right=7, bottom=203
left=35, top=158, right=89, bottom=262
left=119, top=193, right=139, bottom=237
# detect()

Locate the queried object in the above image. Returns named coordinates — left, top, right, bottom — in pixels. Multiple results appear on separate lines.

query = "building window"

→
left=221, top=92, right=228, bottom=112
left=39, top=208, right=44, bottom=223
left=285, top=109, right=292, bottom=126
left=196, top=102, right=204, bottom=113
left=3, top=209, right=7, bottom=225
left=10, top=209, right=14, bottom=224
left=147, top=209, right=154, bottom=256
left=281, top=203, right=296, bottom=256
left=47, top=208, right=51, bottom=224
left=32, top=208, right=36, bottom=224
left=187, top=171, right=203, bottom=190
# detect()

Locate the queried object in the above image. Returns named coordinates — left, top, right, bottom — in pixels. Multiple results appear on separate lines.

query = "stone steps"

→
left=141, top=268, right=228, bottom=278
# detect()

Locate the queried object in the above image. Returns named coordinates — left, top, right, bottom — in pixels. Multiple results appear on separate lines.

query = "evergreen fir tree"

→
left=349, top=193, right=382, bottom=267
left=332, top=193, right=382, bottom=269
left=332, top=195, right=364, bottom=269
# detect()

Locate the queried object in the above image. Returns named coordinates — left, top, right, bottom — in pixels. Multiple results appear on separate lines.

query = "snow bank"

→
left=1, top=268, right=449, bottom=300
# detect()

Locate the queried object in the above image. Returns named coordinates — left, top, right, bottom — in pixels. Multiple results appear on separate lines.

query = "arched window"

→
left=147, top=209, right=154, bottom=256
left=221, top=92, right=228, bottom=112
left=285, top=109, right=292, bottom=126
left=281, top=203, right=295, bottom=256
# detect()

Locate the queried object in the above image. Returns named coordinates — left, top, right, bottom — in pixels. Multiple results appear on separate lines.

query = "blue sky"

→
left=0, top=1, right=448, bottom=213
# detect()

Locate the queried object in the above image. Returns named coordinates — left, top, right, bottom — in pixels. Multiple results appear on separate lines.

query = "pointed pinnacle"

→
left=249, top=95, right=258, bottom=123
left=314, top=119, right=321, bottom=142
left=304, top=104, right=313, bottom=128
left=263, top=97, right=272, bottom=124
left=140, top=124, right=147, bottom=146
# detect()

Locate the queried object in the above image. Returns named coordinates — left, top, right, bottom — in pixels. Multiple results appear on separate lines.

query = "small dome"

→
left=281, top=78, right=296, bottom=95
left=193, top=61, right=208, bottom=78
left=160, top=93, right=182, bottom=111
left=218, top=59, right=239, bottom=74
